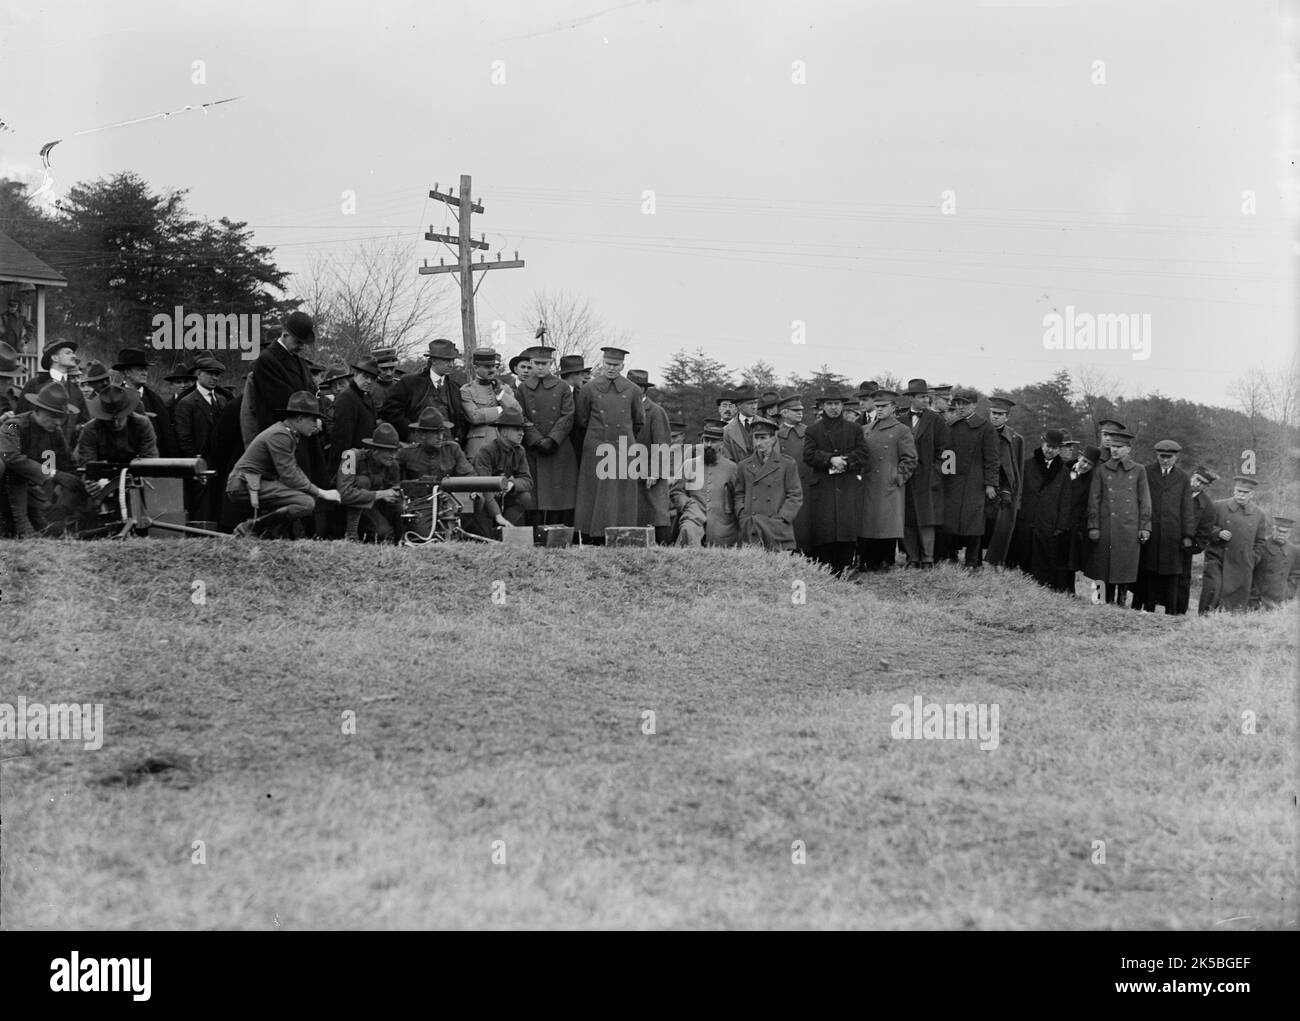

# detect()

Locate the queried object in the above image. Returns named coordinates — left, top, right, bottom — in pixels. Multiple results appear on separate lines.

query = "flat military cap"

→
left=1232, top=475, right=1259, bottom=488
left=371, top=346, right=398, bottom=364
left=1109, top=430, right=1135, bottom=443
left=1274, top=516, right=1295, bottom=527
left=778, top=394, right=804, bottom=411
left=1060, top=437, right=1079, bottom=448
left=988, top=394, right=1016, bottom=411
left=750, top=416, right=779, bottom=435
left=871, top=389, right=898, bottom=405
left=1097, top=418, right=1126, bottom=433
left=928, top=383, right=952, bottom=395
left=524, top=345, right=556, bottom=360
left=703, top=417, right=727, bottom=432
left=1043, top=428, right=1066, bottom=445
left=669, top=417, right=686, bottom=431
left=701, top=426, right=724, bottom=441
left=599, top=346, right=629, bottom=360
left=1191, top=466, right=1219, bottom=483
left=1153, top=440, right=1182, bottom=453
left=472, top=349, right=498, bottom=365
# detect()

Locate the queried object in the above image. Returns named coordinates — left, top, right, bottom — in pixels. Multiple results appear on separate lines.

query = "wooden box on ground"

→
left=604, top=526, right=654, bottom=548
left=538, top=525, right=574, bottom=548
left=500, top=525, right=535, bottom=548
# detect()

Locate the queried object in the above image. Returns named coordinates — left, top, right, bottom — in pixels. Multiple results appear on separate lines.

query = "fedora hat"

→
left=0, top=340, right=17, bottom=373
left=902, top=378, right=929, bottom=396
left=88, top=384, right=142, bottom=420
left=23, top=381, right=75, bottom=415
left=320, top=362, right=351, bottom=387
left=626, top=369, right=654, bottom=389
left=409, top=406, right=448, bottom=432
left=113, top=347, right=153, bottom=371
left=426, top=338, right=460, bottom=360
left=283, top=310, right=316, bottom=343
left=558, top=354, right=586, bottom=376
left=362, top=422, right=402, bottom=450
left=81, top=361, right=112, bottom=385
left=349, top=355, right=381, bottom=378
left=276, top=390, right=324, bottom=419
left=164, top=364, right=195, bottom=383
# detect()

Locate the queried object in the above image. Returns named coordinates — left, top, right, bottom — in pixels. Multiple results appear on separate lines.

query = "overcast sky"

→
left=1, top=0, right=1293, bottom=405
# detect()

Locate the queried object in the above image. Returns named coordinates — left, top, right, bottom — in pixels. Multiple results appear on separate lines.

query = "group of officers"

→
left=1, top=318, right=1294, bottom=613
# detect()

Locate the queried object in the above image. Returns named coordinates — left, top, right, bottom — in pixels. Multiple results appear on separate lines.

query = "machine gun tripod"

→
left=398, top=474, right=511, bottom=547
left=77, top=458, right=227, bottom=539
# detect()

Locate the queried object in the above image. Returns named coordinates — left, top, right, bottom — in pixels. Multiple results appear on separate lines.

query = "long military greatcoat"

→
left=943, top=413, right=999, bottom=536
left=803, top=413, right=868, bottom=545
left=1140, top=463, right=1195, bottom=576
left=1252, top=538, right=1300, bottom=608
left=518, top=374, right=578, bottom=511
left=1085, top=455, right=1152, bottom=584
left=1202, top=498, right=1268, bottom=610
left=1055, top=465, right=1094, bottom=572
left=778, top=422, right=815, bottom=551
left=901, top=407, right=948, bottom=528
left=574, top=374, right=645, bottom=535
left=669, top=453, right=739, bottom=547
left=859, top=415, right=917, bottom=539
left=735, top=449, right=802, bottom=550
left=636, top=395, right=672, bottom=528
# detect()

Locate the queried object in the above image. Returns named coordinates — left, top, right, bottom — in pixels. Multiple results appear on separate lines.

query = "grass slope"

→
left=0, top=540, right=1294, bottom=930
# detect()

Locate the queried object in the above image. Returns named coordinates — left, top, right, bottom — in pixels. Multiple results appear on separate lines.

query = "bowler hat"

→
left=1043, top=428, right=1066, bottom=446
left=362, top=422, right=402, bottom=450
left=902, top=378, right=929, bottom=396
left=496, top=407, right=526, bottom=429
left=626, top=369, right=654, bottom=389
left=558, top=355, right=586, bottom=376
left=283, top=311, right=316, bottom=343
left=0, top=341, right=17, bottom=373
left=276, top=390, right=324, bottom=419
left=113, top=347, right=152, bottom=371
left=1081, top=445, right=1102, bottom=463
left=409, top=406, right=447, bottom=432
left=427, top=338, right=460, bottom=360
left=508, top=354, right=526, bottom=374
left=350, top=356, right=381, bottom=378
left=23, top=381, right=75, bottom=415
left=88, top=384, right=142, bottom=420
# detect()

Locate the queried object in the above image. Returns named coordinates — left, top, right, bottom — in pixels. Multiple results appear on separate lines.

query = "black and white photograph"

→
left=0, top=0, right=1295, bottom=956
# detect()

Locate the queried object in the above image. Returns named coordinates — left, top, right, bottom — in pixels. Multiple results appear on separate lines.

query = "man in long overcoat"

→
left=857, top=390, right=917, bottom=571
left=382, top=338, right=468, bottom=445
left=776, top=395, right=814, bottom=553
left=574, top=346, right=644, bottom=541
left=1251, top=517, right=1300, bottom=609
left=329, top=356, right=380, bottom=476
left=802, top=392, right=868, bottom=574
left=735, top=417, right=802, bottom=551
left=1085, top=430, right=1152, bottom=604
left=1011, top=428, right=1068, bottom=587
left=898, top=378, right=948, bottom=567
left=1198, top=475, right=1269, bottom=613
left=1178, top=466, right=1222, bottom=614
left=1134, top=439, right=1196, bottom=613
left=942, top=389, right=999, bottom=567
left=1054, top=444, right=1100, bottom=594
left=517, top=345, right=578, bottom=525
left=628, top=368, right=672, bottom=542
left=983, top=394, right=1024, bottom=566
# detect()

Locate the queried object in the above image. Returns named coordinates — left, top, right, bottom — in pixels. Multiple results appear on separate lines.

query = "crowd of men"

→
left=1, top=316, right=1295, bottom=614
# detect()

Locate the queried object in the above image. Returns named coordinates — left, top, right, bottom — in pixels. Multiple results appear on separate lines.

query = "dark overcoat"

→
left=802, top=414, right=868, bottom=545
left=243, top=341, right=328, bottom=486
left=943, top=413, right=999, bottom=536
left=1140, top=463, right=1195, bottom=576
left=329, top=381, right=377, bottom=474
left=636, top=396, right=672, bottom=528
left=574, top=374, right=645, bottom=535
left=1012, top=447, right=1068, bottom=583
left=859, top=415, right=917, bottom=539
left=1203, top=499, right=1268, bottom=610
left=381, top=367, right=469, bottom=444
left=1085, top=455, right=1152, bottom=584
left=902, top=407, right=948, bottom=528
left=518, top=374, right=578, bottom=510
left=777, top=422, right=815, bottom=551
left=1252, top=539, right=1300, bottom=608
left=735, top=449, right=802, bottom=550
left=1055, top=466, right=1094, bottom=572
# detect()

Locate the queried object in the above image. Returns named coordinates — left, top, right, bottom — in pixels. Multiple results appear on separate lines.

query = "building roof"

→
left=0, top=229, right=67, bottom=287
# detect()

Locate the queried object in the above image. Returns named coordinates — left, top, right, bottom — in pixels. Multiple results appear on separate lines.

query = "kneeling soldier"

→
left=735, top=416, right=803, bottom=551
left=76, top=384, right=160, bottom=523
left=670, top=420, right=739, bottom=547
left=399, top=406, right=476, bottom=534
left=0, top=381, right=81, bottom=537
left=472, top=407, right=534, bottom=532
left=227, top=391, right=341, bottom=538
left=337, top=422, right=403, bottom=541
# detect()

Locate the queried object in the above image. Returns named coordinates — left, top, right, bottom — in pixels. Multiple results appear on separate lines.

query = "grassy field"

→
left=0, top=539, right=1294, bottom=930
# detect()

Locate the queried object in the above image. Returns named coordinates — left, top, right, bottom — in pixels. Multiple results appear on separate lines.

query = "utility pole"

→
left=421, top=174, right=524, bottom=357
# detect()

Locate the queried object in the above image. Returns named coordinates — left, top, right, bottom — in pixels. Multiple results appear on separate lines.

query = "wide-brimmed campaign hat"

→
left=496, top=408, right=526, bottom=429
left=23, top=381, right=76, bottom=415
left=362, top=422, right=402, bottom=450
left=276, top=390, right=325, bottom=419
left=88, top=384, right=142, bottom=420
left=409, top=406, right=448, bottom=432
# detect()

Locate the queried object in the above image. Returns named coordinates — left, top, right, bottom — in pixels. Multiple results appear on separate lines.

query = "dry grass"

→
left=0, top=539, right=1294, bottom=929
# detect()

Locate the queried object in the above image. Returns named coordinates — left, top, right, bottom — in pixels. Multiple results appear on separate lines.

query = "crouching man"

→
left=471, top=407, right=534, bottom=533
left=227, top=391, right=341, bottom=538
left=337, top=422, right=403, bottom=542
left=735, top=416, right=803, bottom=551
left=75, top=384, right=160, bottom=528
left=0, top=381, right=82, bottom=537
left=669, top=420, right=739, bottom=547
left=398, top=406, right=476, bottom=535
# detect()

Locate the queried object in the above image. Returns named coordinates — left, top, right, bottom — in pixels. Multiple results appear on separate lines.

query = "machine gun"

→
left=398, top=474, right=510, bottom=546
left=78, top=457, right=226, bottom=539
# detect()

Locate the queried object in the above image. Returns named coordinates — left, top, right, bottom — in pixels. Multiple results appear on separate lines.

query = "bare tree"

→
left=300, top=239, right=455, bottom=367
left=522, top=289, right=631, bottom=363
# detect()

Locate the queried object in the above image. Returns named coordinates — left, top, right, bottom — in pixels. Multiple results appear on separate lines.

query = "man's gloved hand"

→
left=536, top=437, right=557, bottom=455
left=1088, top=529, right=1101, bottom=542
left=1182, top=536, right=1193, bottom=548
left=1138, top=529, right=1150, bottom=543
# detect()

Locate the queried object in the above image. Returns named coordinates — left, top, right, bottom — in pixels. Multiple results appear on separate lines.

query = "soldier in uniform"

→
left=517, top=344, right=578, bottom=526
left=1134, top=439, right=1195, bottom=614
left=803, top=391, right=869, bottom=575
left=81, top=361, right=112, bottom=399
left=735, top=416, right=802, bottom=551
left=858, top=389, right=918, bottom=571
left=472, top=407, right=534, bottom=533
left=983, top=394, right=1024, bottom=567
left=574, top=346, right=644, bottom=542
left=776, top=395, right=814, bottom=553
left=397, top=406, right=477, bottom=534
left=337, top=422, right=403, bottom=542
left=629, top=368, right=672, bottom=543
left=1085, top=430, right=1151, bottom=605
left=1178, top=466, right=1222, bottom=614
left=369, top=346, right=402, bottom=414
left=0, top=381, right=81, bottom=537
left=461, top=348, right=522, bottom=459
left=670, top=420, right=739, bottom=547
left=900, top=378, right=949, bottom=568
left=1251, top=516, right=1300, bottom=610
left=1198, top=475, right=1269, bottom=613
left=942, top=389, right=999, bottom=568
left=227, top=391, right=341, bottom=539
left=1054, top=444, right=1100, bottom=594
left=928, top=383, right=953, bottom=418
